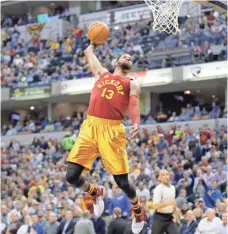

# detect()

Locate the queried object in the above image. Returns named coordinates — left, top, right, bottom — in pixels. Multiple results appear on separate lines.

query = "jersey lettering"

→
left=97, top=79, right=124, bottom=95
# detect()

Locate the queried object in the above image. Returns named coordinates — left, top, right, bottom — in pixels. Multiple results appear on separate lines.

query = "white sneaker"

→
left=131, top=217, right=144, bottom=234
left=93, top=186, right=105, bottom=218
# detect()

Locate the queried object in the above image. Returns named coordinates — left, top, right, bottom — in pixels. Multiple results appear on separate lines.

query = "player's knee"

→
left=114, top=175, right=129, bottom=189
left=118, top=179, right=130, bottom=190
left=66, top=163, right=83, bottom=187
left=66, top=167, right=78, bottom=185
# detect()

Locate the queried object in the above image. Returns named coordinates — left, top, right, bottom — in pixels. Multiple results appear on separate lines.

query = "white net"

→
left=144, top=0, right=184, bottom=34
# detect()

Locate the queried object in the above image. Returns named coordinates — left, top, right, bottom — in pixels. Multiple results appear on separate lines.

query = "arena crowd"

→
left=1, top=120, right=227, bottom=234
left=1, top=12, right=227, bottom=88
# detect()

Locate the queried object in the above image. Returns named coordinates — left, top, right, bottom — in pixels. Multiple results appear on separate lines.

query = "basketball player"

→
left=66, top=43, right=145, bottom=234
left=152, top=170, right=180, bottom=234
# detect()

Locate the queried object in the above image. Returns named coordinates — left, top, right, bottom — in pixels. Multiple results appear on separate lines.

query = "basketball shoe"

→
left=92, top=186, right=105, bottom=217
left=131, top=205, right=146, bottom=234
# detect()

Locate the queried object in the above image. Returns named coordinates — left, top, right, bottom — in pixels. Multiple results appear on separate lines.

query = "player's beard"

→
left=118, top=61, right=131, bottom=71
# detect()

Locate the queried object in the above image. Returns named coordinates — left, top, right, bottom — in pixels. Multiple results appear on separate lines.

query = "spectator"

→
left=209, top=101, right=221, bottom=118
left=194, top=209, right=222, bottom=234
left=203, top=179, right=223, bottom=208
left=168, top=112, right=179, bottom=122
left=16, top=215, right=32, bottom=234
left=210, top=153, right=223, bottom=169
left=186, top=104, right=194, bottom=118
left=180, top=210, right=198, bottom=234
left=212, top=165, right=227, bottom=187
left=6, top=212, right=21, bottom=234
left=108, top=185, right=131, bottom=216
left=108, top=208, right=128, bottom=234
left=176, top=189, right=188, bottom=209
left=193, top=208, right=203, bottom=224
left=202, top=166, right=214, bottom=186
left=216, top=202, right=226, bottom=218
left=44, top=212, right=59, bottom=234
left=1, top=205, right=8, bottom=225
left=179, top=108, right=191, bottom=121
left=91, top=216, right=106, bottom=234
left=72, top=205, right=83, bottom=223
left=156, top=134, right=169, bottom=154
left=220, top=213, right=227, bottom=234
left=74, top=211, right=95, bottom=234
left=136, top=182, right=150, bottom=201
left=43, top=121, right=55, bottom=132
left=30, top=214, right=44, bottom=234
left=57, top=210, right=75, bottom=234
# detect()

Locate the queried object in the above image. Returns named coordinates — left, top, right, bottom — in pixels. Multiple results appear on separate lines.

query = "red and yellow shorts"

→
left=67, top=115, right=129, bottom=175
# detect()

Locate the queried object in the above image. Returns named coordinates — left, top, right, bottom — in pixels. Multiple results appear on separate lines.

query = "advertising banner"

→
left=143, top=68, right=173, bottom=86
left=113, top=6, right=151, bottom=24
left=10, top=86, right=51, bottom=101
left=183, top=61, right=228, bottom=81
left=60, top=78, right=95, bottom=95
left=79, top=11, right=111, bottom=28
left=59, top=68, right=173, bottom=95
left=1, top=19, right=72, bottom=43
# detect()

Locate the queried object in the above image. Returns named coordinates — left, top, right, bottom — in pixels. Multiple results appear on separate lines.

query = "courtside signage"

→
left=183, top=61, right=228, bottom=81
left=10, top=86, right=51, bottom=100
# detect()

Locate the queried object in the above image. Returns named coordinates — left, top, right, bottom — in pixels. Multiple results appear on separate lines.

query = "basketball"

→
left=88, top=22, right=110, bottom=45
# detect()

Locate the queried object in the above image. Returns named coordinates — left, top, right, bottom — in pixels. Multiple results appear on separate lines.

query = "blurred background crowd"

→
left=1, top=121, right=227, bottom=234
left=1, top=11, right=227, bottom=88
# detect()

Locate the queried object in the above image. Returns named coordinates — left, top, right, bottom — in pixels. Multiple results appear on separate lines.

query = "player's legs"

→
left=66, top=118, right=105, bottom=217
left=66, top=162, right=85, bottom=188
left=95, top=117, right=144, bottom=234
left=66, top=162, right=105, bottom=217
left=113, top=174, right=145, bottom=234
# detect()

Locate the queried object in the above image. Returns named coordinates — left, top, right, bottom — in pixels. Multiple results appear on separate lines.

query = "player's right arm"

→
left=84, top=44, right=108, bottom=81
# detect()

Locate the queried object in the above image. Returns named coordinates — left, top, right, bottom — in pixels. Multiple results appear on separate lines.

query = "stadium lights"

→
left=30, top=106, right=35, bottom=110
left=184, top=90, right=191, bottom=94
left=212, top=95, right=216, bottom=98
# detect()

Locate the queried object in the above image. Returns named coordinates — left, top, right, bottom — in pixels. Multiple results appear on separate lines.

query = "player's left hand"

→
left=128, top=123, right=139, bottom=140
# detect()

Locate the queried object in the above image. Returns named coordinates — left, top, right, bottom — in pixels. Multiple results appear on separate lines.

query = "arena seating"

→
left=1, top=121, right=227, bottom=233
left=1, top=13, right=227, bottom=87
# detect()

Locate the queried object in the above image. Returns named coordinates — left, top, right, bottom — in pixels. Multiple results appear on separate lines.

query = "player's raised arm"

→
left=128, top=79, right=141, bottom=140
left=84, top=44, right=108, bottom=81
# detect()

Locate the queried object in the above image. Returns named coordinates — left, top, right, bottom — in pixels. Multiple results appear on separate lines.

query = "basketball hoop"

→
left=144, top=0, right=184, bottom=34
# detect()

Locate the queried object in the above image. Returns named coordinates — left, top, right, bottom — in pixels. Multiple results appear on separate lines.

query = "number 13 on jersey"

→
left=101, top=88, right=114, bottom=100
